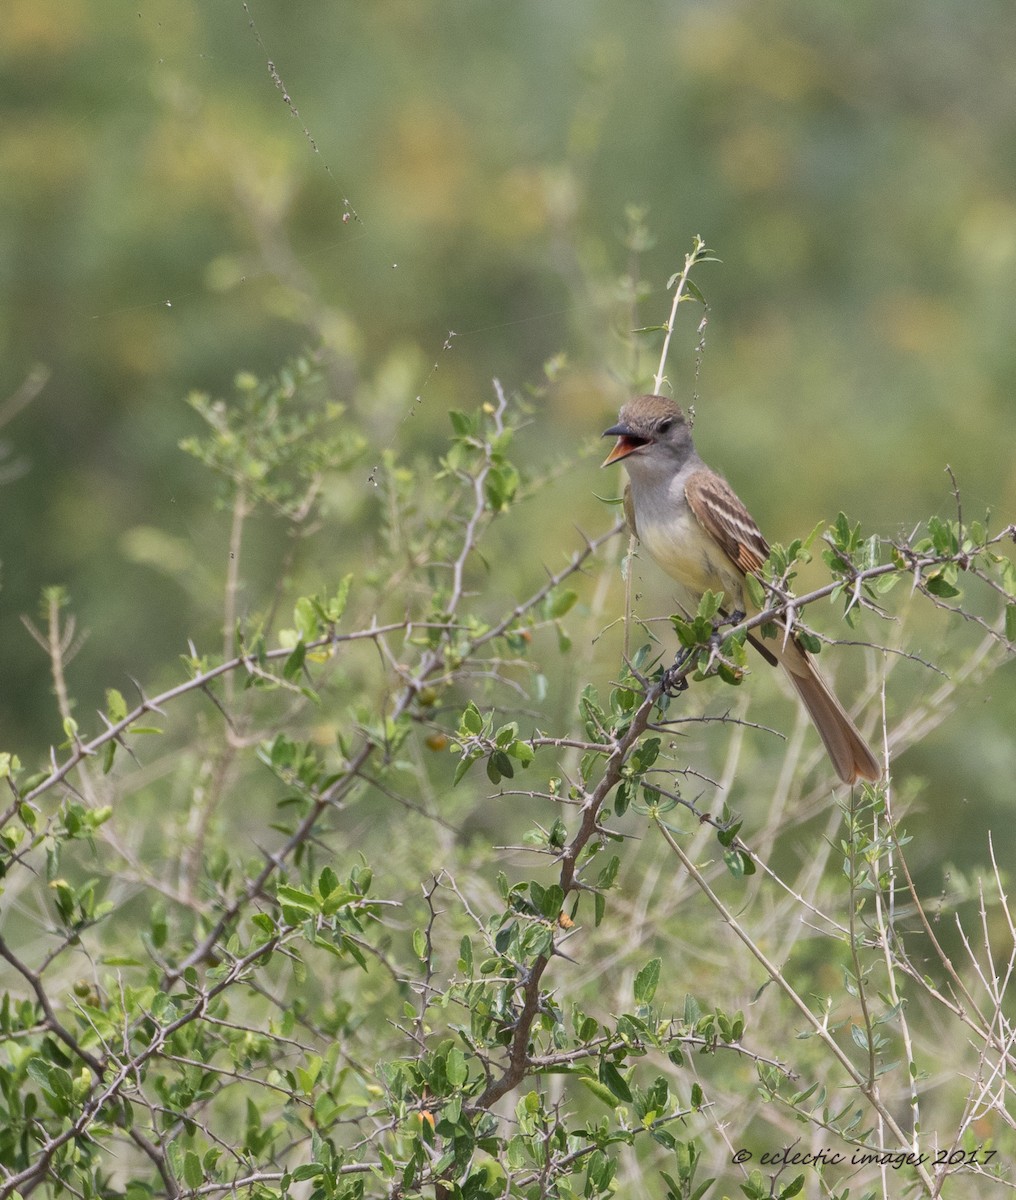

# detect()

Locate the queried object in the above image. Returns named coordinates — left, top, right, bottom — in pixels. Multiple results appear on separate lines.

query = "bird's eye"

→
left=657, top=418, right=673, bottom=434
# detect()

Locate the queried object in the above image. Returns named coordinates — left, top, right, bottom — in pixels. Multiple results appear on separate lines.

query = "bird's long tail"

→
left=775, top=640, right=881, bottom=784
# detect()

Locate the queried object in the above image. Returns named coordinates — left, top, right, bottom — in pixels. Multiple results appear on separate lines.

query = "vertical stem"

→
left=846, top=793, right=878, bottom=1090
left=653, top=235, right=708, bottom=395
left=223, top=491, right=248, bottom=704
left=622, top=534, right=635, bottom=661
left=47, top=591, right=74, bottom=728
left=872, top=781, right=922, bottom=1151
left=45, top=593, right=96, bottom=805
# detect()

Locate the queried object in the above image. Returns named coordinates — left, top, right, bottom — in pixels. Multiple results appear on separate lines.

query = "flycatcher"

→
left=602, top=394, right=880, bottom=784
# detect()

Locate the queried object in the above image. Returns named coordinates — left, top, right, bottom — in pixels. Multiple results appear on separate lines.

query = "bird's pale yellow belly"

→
left=637, top=506, right=746, bottom=614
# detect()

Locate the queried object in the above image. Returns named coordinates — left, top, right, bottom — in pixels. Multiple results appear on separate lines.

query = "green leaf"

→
left=925, top=572, right=960, bottom=598
left=634, top=957, right=662, bottom=1005
left=577, top=1014, right=599, bottom=1041
left=494, top=721, right=519, bottom=748
left=696, top=590, right=723, bottom=620
left=715, top=816, right=742, bottom=848
left=283, top=640, right=307, bottom=680
left=596, top=856, right=620, bottom=889
left=614, top=779, right=632, bottom=817
left=487, top=750, right=514, bottom=783
left=317, top=866, right=339, bottom=899
left=453, top=751, right=479, bottom=786
left=291, top=1163, right=325, bottom=1182
left=276, top=884, right=316, bottom=908
left=797, top=631, right=821, bottom=655
left=534, top=883, right=564, bottom=921
left=446, top=1047, right=467, bottom=1088
left=550, top=588, right=578, bottom=618
left=448, top=409, right=472, bottom=436
left=631, top=736, right=661, bottom=773
left=276, top=884, right=317, bottom=922
left=485, top=462, right=520, bottom=512
left=459, top=936, right=473, bottom=974
left=293, top=595, right=319, bottom=640
left=183, top=1151, right=203, bottom=1189
left=1006, top=603, right=1016, bottom=643
left=509, top=739, right=534, bottom=767
left=744, top=573, right=766, bottom=610
left=26, top=1058, right=52, bottom=1088
left=598, top=1058, right=633, bottom=1102
left=328, top=573, right=353, bottom=622
left=723, top=848, right=750, bottom=878
left=579, top=1074, right=622, bottom=1108
left=683, top=277, right=708, bottom=305
left=460, top=702, right=484, bottom=735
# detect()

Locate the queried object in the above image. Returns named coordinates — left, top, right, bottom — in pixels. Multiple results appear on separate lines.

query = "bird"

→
left=602, top=393, right=880, bottom=784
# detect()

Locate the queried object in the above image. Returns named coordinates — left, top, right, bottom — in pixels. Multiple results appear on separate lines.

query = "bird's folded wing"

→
left=684, top=468, right=770, bottom=577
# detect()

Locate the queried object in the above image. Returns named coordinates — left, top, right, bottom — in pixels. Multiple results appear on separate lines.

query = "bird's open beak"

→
left=601, top=422, right=644, bottom=466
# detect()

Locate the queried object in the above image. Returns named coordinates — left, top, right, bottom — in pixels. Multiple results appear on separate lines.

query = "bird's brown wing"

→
left=684, top=468, right=770, bottom=576
left=685, top=468, right=778, bottom=665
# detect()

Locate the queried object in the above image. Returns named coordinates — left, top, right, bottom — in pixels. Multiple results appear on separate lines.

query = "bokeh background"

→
left=2, top=1, right=1014, bottom=819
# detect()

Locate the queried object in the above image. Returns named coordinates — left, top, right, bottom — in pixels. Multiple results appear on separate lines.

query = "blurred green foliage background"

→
left=2, top=0, right=1014, bottom=808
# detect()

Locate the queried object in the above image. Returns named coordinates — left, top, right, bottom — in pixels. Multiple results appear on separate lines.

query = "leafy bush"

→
left=2, top=262, right=1015, bottom=1199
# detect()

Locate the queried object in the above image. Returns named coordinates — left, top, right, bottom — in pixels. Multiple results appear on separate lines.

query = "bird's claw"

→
left=662, top=662, right=690, bottom=695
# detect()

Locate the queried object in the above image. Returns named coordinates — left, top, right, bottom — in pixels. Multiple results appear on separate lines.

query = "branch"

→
left=653, top=820, right=937, bottom=1195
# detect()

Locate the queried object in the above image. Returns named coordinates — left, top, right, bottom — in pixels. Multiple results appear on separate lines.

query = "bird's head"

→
left=601, top=395, right=692, bottom=468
